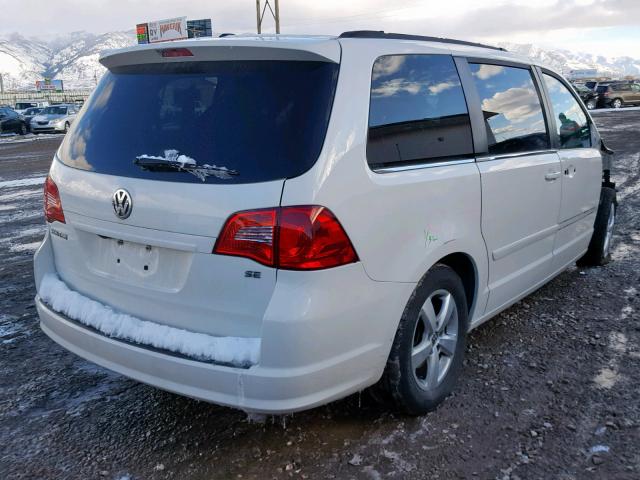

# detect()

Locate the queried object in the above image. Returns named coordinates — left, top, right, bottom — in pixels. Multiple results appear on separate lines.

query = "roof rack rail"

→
left=338, top=31, right=506, bottom=52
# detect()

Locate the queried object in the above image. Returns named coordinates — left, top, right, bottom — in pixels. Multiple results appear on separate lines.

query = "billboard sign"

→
left=568, top=69, right=599, bottom=80
left=147, top=16, right=188, bottom=43
left=36, top=79, right=64, bottom=92
left=136, top=23, right=149, bottom=44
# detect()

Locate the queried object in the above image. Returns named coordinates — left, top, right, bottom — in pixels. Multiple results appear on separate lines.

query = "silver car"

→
left=30, top=105, right=78, bottom=134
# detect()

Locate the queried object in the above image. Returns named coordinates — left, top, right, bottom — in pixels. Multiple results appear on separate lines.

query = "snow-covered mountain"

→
left=1, top=32, right=639, bottom=91
left=498, top=42, right=640, bottom=78
left=0, top=31, right=135, bottom=90
left=0, top=33, right=53, bottom=90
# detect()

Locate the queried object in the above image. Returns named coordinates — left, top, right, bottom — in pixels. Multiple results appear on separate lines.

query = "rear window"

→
left=58, top=61, right=339, bottom=184
left=596, top=85, right=608, bottom=93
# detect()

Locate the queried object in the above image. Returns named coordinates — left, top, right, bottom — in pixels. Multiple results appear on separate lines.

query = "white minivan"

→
left=34, top=32, right=617, bottom=414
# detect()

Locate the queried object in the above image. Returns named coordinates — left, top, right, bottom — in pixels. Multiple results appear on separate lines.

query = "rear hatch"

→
left=48, top=39, right=340, bottom=339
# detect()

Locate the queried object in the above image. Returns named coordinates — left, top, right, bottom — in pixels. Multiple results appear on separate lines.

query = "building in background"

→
left=187, top=19, right=213, bottom=38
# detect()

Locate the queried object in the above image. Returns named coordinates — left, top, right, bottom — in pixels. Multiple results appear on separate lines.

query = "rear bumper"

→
left=34, top=231, right=413, bottom=413
left=37, top=297, right=381, bottom=413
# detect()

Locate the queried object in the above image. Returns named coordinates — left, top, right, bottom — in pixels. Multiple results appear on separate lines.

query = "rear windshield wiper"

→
left=134, top=156, right=238, bottom=181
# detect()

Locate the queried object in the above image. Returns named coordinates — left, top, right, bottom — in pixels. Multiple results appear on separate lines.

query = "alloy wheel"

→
left=412, top=289, right=459, bottom=390
left=603, top=203, right=615, bottom=257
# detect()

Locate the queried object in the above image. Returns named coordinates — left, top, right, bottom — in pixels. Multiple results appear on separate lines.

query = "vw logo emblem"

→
left=112, top=189, right=133, bottom=220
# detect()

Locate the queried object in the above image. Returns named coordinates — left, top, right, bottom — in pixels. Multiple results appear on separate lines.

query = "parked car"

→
left=14, top=100, right=50, bottom=114
left=596, top=82, right=640, bottom=108
left=0, top=107, right=28, bottom=135
left=30, top=104, right=78, bottom=134
left=34, top=32, right=617, bottom=415
left=574, top=84, right=599, bottom=110
left=21, top=107, right=44, bottom=131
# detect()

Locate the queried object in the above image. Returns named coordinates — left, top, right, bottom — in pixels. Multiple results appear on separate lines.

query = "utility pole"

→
left=256, top=0, right=280, bottom=34
left=0, top=73, right=4, bottom=94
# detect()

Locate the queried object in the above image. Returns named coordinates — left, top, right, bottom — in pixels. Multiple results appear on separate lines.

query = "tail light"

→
left=214, top=206, right=358, bottom=270
left=159, top=48, right=193, bottom=58
left=44, top=175, right=65, bottom=223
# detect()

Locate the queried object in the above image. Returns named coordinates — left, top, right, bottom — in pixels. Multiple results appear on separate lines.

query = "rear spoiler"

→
left=100, top=38, right=341, bottom=70
left=600, top=139, right=615, bottom=189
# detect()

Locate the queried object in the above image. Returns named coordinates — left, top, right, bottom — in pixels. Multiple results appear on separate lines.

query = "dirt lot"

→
left=1, top=113, right=639, bottom=480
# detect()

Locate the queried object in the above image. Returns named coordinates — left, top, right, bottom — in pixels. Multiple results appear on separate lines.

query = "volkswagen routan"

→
left=35, top=31, right=617, bottom=414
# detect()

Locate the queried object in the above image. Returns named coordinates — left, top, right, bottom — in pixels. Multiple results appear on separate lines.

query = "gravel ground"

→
left=1, top=113, right=639, bottom=480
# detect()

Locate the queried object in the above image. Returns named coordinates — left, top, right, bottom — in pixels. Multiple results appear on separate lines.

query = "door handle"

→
left=545, top=171, right=561, bottom=181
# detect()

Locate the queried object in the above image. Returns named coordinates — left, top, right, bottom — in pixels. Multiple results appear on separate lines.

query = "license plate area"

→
left=105, top=236, right=159, bottom=274
left=79, top=231, right=193, bottom=291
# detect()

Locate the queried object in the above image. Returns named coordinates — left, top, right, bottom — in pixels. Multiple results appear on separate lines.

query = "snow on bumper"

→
left=39, top=273, right=260, bottom=367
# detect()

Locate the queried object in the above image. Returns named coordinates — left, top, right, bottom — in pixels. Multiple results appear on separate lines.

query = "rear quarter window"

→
left=367, top=54, right=474, bottom=169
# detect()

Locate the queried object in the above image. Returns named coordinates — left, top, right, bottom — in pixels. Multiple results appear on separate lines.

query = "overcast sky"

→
left=2, top=0, right=639, bottom=57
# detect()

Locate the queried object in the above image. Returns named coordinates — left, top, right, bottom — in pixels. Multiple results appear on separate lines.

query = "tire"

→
left=612, top=98, right=623, bottom=109
left=577, top=187, right=617, bottom=267
left=19, top=123, right=27, bottom=135
left=63, top=122, right=69, bottom=134
left=586, top=99, right=596, bottom=110
left=373, top=264, right=469, bottom=415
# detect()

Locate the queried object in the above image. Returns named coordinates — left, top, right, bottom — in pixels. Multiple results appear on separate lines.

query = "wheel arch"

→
left=434, top=252, right=478, bottom=317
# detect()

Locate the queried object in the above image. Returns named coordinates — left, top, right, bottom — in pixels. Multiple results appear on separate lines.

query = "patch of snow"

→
left=0, top=133, right=64, bottom=144
left=590, top=445, right=610, bottom=454
left=39, top=274, right=260, bottom=367
left=136, top=149, right=236, bottom=181
left=0, top=188, right=42, bottom=202
left=9, top=241, right=42, bottom=253
left=4, top=209, right=42, bottom=223
left=137, top=149, right=196, bottom=168
left=0, top=315, right=23, bottom=343
left=591, top=106, right=640, bottom=114
left=593, top=367, right=620, bottom=389
left=0, top=176, right=46, bottom=188
left=14, top=225, right=45, bottom=238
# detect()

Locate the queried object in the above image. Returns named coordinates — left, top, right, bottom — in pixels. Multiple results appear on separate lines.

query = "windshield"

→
left=596, top=86, right=608, bottom=93
left=25, top=108, right=41, bottom=115
left=58, top=60, right=339, bottom=184
left=42, top=106, right=68, bottom=115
